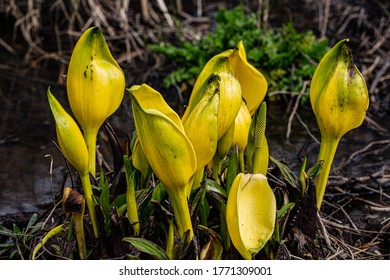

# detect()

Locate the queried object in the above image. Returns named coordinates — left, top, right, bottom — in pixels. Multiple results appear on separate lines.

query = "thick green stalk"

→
left=80, top=173, right=98, bottom=237
left=316, top=136, right=340, bottom=209
left=84, top=128, right=98, bottom=177
left=166, top=186, right=194, bottom=241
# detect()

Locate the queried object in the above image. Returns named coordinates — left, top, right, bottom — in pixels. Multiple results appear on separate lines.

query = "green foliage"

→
left=123, top=237, right=169, bottom=260
left=149, top=6, right=329, bottom=99
left=0, top=213, right=44, bottom=259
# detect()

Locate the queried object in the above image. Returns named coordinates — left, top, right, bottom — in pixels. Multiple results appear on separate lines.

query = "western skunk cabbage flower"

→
left=183, top=67, right=242, bottom=173
left=232, top=101, right=252, bottom=170
left=182, top=41, right=266, bottom=121
left=226, top=173, right=276, bottom=260
left=47, top=88, right=88, bottom=175
left=47, top=89, right=98, bottom=237
left=310, top=39, right=369, bottom=209
left=128, top=84, right=197, bottom=239
left=67, top=27, right=125, bottom=176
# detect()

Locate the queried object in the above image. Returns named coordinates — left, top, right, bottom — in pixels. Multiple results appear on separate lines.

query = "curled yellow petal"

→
left=226, top=173, right=276, bottom=260
left=182, top=54, right=232, bottom=123
left=128, top=84, right=197, bottom=190
left=216, top=72, right=242, bottom=137
left=183, top=84, right=219, bottom=173
left=129, top=84, right=196, bottom=239
left=229, top=41, right=268, bottom=115
left=232, top=101, right=252, bottom=153
left=183, top=73, right=241, bottom=173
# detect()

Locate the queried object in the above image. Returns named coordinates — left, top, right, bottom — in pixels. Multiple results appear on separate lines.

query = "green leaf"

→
left=277, top=202, right=295, bottom=218
left=204, top=179, right=227, bottom=204
left=307, top=160, right=323, bottom=180
left=270, top=156, right=298, bottom=188
left=123, top=237, right=168, bottom=260
left=111, top=193, right=127, bottom=208
left=12, top=224, right=21, bottom=235
left=123, top=155, right=135, bottom=183
left=29, top=222, right=44, bottom=235
left=26, top=213, right=38, bottom=231
left=0, top=225, right=14, bottom=237
left=99, top=168, right=111, bottom=235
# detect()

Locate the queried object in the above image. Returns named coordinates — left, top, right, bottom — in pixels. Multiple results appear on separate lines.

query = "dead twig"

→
left=336, top=139, right=390, bottom=171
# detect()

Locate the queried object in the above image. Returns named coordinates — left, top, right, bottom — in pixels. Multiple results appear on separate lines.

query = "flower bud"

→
left=310, top=39, right=369, bottom=209
left=226, top=173, right=276, bottom=260
left=232, top=101, right=252, bottom=153
left=48, top=88, right=99, bottom=237
left=67, top=27, right=125, bottom=175
left=47, top=88, right=89, bottom=176
left=310, top=39, right=369, bottom=140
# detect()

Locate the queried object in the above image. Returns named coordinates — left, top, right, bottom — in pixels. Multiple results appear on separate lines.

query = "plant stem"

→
left=84, top=128, right=98, bottom=177
left=220, top=203, right=230, bottom=250
left=213, top=156, right=223, bottom=184
left=126, top=174, right=140, bottom=236
left=166, top=186, right=194, bottom=241
left=316, top=136, right=340, bottom=209
left=80, top=173, right=99, bottom=237
left=166, top=218, right=175, bottom=259
left=73, top=212, right=87, bottom=259
left=239, top=151, right=245, bottom=173
left=32, top=224, right=64, bottom=259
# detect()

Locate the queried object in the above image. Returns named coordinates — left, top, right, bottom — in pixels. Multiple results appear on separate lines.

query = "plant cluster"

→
left=0, top=24, right=368, bottom=260
left=149, top=6, right=329, bottom=99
